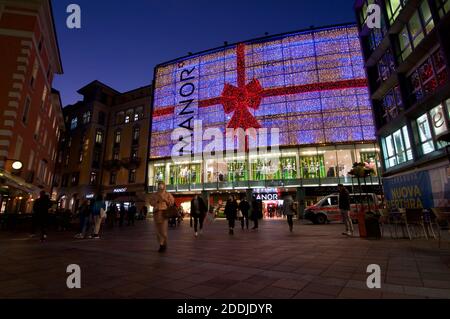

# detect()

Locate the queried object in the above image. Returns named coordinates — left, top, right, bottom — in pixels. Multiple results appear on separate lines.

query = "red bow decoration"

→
left=220, top=79, right=263, bottom=130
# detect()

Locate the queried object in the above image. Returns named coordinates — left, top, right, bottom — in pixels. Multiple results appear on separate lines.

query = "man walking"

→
left=32, top=191, right=51, bottom=241
left=239, top=196, right=250, bottom=230
left=282, top=192, right=295, bottom=232
left=190, top=194, right=207, bottom=237
left=338, top=184, right=353, bottom=236
left=128, top=203, right=136, bottom=226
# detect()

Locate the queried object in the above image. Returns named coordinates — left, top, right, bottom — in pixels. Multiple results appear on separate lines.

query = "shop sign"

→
left=113, top=188, right=127, bottom=193
left=86, top=194, right=94, bottom=199
left=253, top=188, right=279, bottom=200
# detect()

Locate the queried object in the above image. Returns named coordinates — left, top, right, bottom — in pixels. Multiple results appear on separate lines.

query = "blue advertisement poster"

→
left=383, top=171, right=434, bottom=209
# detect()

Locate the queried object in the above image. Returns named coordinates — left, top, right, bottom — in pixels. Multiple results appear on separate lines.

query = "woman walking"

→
left=190, top=194, right=207, bottom=237
left=224, top=195, right=238, bottom=235
left=149, top=181, right=174, bottom=252
left=282, top=193, right=295, bottom=232
left=92, top=194, right=106, bottom=239
left=75, top=199, right=91, bottom=239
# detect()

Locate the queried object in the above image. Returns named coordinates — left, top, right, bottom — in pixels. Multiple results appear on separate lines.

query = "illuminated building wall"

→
left=150, top=24, right=375, bottom=159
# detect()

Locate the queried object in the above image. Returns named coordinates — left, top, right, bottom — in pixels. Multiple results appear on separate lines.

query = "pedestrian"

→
left=190, top=194, right=207, bottom=237
left=32, top=191, right=51, bottom=241
left=91, top=194, right=106, bottom=239
left=338, top=184, right=353, bottom=236
left=239, top=195, right=250, bottom=230
left=250, top=198, right=262, bottom=229
left=128, top=203, right=136, bottom=226
left=224, top=195, right=238, bottom=235
left=282, top=193, right=295, bottom=232
left=119, top=203, right=125, bottom=227
left=107, top=203, right=116, bottom=228
left=75, top=200, right=91, bottom=238
left=149, top=181, right=175, bottom=252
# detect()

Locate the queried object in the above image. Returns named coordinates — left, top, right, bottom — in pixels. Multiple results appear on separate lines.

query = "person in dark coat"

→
left=282, top=193, right=295, bottom=232
left=338, top=184, right=353, bottom=236
left=128, top=203, right=136, bottom=226
left=190, top=195, right=207, bottom=237
left=119, top=203, right=125, bottom=227
left=75, top=200, right=91, bottom=238
left=32, top=191, right=51, bottom=241
left=224, top=195, right=238, bottom=235
left=251, top=198, right=262, bottom=230
left=238, top=196, right=251, bottom=230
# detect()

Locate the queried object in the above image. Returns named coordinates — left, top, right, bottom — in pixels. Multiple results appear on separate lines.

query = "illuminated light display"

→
left=150, top=25, right=375, bottom=158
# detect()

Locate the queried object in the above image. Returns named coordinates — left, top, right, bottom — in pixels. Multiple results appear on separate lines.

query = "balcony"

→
left=103, top=159, right=122, bottom=170
left=122, top=157, right=141, bottom=169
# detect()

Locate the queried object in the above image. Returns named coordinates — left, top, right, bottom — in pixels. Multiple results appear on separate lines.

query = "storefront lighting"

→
left=300, top=151, right=325, bottom=155
left=360, top=148, right=379, bottom=152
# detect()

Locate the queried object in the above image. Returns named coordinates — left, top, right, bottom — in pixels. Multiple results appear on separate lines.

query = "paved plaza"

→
left=1, top=218, right=450, bottom=299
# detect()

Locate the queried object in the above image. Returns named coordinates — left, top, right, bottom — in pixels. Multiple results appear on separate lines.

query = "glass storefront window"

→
left=323, top=147, right=338, bottom=178
left=204, top=159, right=218, bottom=183
left=356, top=145, right=380, bottom=177
left=398, top=26, right=412, bottom=61
left=382, top=126, right=413, bottom=169
left=430, top=104, right=448, bottom=137
left=336, top=147, right=356, bottom=178
left=299, top=149, right=325, bottom=179
left=416, top=114, right=435, bottom=154
left=279, top=154, right=298, bottom=179
left=250, top=155, right=279, bottom=181
left=386, top=0, right=403, bottom=24
left=154, top=165, right=165, bottom=184
left=227, top=158, right=248, bottom=182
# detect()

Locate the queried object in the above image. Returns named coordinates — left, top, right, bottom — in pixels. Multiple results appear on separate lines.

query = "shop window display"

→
left=299, top=154, right=325, bottom=179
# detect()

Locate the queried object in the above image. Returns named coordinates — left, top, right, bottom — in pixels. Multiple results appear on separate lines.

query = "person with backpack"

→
left=282, top=192, right=295, bottom=232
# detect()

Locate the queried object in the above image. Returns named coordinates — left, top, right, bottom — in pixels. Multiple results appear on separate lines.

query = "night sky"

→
left=52, top=0, right=356, bottom=106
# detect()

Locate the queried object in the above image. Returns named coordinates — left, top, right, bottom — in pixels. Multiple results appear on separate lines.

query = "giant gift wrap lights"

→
left=150, top=26, right=376, bottom=158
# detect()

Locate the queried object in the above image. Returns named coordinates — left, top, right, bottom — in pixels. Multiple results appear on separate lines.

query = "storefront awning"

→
left=0, top=169, right=41, bottom=196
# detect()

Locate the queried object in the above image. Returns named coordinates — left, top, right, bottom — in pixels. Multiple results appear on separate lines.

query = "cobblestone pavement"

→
left=0, top=218, right=450, bottom=299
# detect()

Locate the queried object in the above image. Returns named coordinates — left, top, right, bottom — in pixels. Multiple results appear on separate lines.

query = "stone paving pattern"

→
left=0, top=219, right=450, bottom=299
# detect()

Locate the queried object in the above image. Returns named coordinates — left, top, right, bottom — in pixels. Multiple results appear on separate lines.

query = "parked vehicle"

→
left=303, top=193, right=381, bottom=224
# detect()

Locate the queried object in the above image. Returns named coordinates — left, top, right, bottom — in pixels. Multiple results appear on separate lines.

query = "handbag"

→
left=237, top=209, right=243, bottom=218
left=163, top=205, right=179, bottom=219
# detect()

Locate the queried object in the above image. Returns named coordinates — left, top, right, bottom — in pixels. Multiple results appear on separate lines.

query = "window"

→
left=113, top=148, right=120, bottom=160
left=41, top=86, right=48, bottom=110
left=131, top=147, right=138, bottom=159
left=385, top=0, right=405, bottom=25
left=322, top=196, right=338, bottom=207
left=65, top=153, right=70, bottom=167
left=89, top=172, right=98, bottom=185
left=71, top=172, right=79, bottom=186
left=381, top=126, right=413, bottom=169
left=22, top=97, right=31, bottom=124
left=79, top=149, right=83, bottom=163
left=110, top=171, right=117, bottom=185
left=95, top=130, right=103, bottom=144
left=132, top=126, right=140, bottom=144
left=416, top=113, right=435, bottom=154
left=430, top=104, right=448, bottom=137
left=98, top=111, right=106, bottom=125
left=34, top=116, right=41, bottom=140
left=135, top=106, right=144, bottom=121
left=408, top=48, right=448, bottom=104
left=43, top=130, right=47, bottom=146
left=114, top=130, right=121, bottom=144
left=70, top=117, right=78, bottom=130
left=30, top=59, right=38, bottom=87
left=397, top=2, right=435, bottom=62
left=48, top=103, right=53, bottom=118
left=377, top=49, right=396, bottom=83
left=129, top=169, right=136, bottom=183
left=28, top=150, right=35, bottom=170
left=382, top=86, right=403, bottom=122
left=116, top=111, right=125, bottom=124
left=436, top=0, right=450, bottom=17
left=82, top=111, right=91, bottom=124
left=125, top=109, right=133, bottom=123
left=92, top=149, right=101, bottom=168
left=62, top=174, right=69, bottom=187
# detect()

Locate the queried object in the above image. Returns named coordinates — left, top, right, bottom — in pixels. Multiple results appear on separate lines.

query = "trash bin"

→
left=365, top=211, right=381, bottom=239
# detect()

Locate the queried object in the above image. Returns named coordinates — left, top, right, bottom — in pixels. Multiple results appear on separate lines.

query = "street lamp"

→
left=3, top=158, right=23, bottom=171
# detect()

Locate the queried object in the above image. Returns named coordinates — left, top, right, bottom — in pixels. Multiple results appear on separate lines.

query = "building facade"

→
left=0, top=0, right=64, bottom=214
left=148, top=23, right=383, bottom=217
left=56, top=81, right=151, bottom=212
left=355, top=0, right=450, bottom=209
